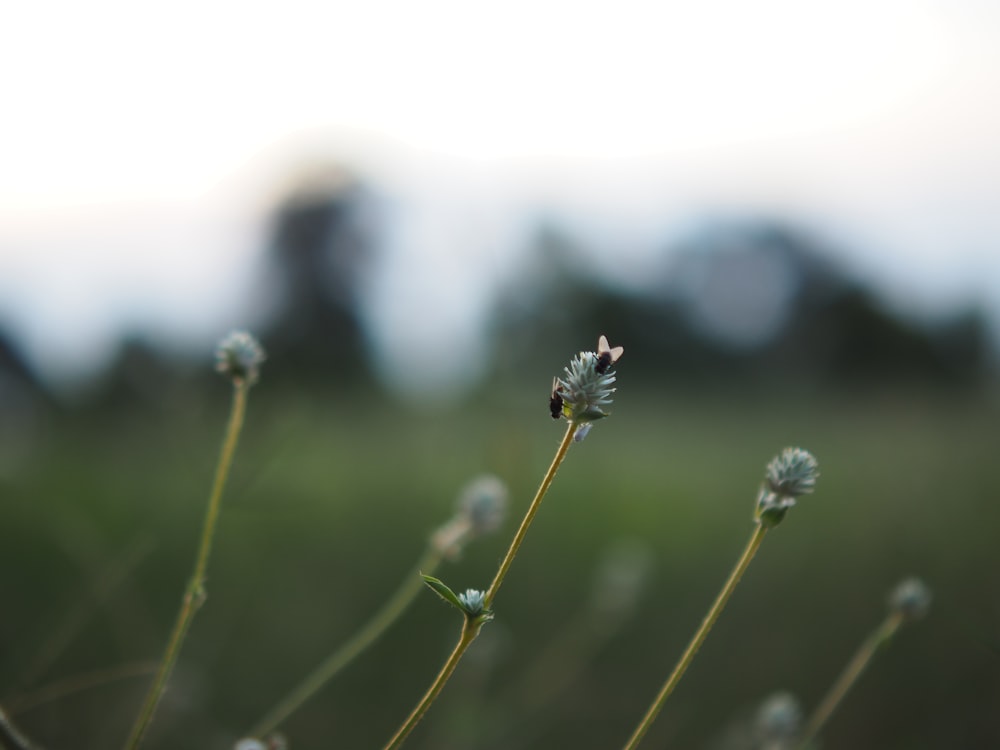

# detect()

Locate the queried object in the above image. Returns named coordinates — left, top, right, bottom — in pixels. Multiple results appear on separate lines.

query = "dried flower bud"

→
left=888, top=577, right=931, bottom=622
left=215, top=331, right=265, bottom=385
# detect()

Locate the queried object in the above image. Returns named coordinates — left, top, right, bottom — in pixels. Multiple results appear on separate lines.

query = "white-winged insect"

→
left=594, top=335, right=624, bottom=375
left=549, top=377, right=565, bottom=419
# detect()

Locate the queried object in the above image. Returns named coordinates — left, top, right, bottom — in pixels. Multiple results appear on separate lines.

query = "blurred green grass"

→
left=2, top=382, right=998, bottom=749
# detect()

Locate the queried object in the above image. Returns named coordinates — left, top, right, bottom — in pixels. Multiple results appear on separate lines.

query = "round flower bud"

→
left=754, top=691, right=802, bottom=743
left=215, top=331, right=266, bottom=385
left=457, top=475, right=508, bottom=536
left=553, top=336, right=623, bottom=429
left=765, top=448, right=819, bottom=499
left=888, top=577, right=931, bottom=621
left=458, top=588, right=488, bottom=616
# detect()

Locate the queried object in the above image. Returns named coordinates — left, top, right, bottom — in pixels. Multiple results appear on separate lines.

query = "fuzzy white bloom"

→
left=552, top=335, right=622, bottom=441
left=458, top=588, right=488, bottom=616
left=215, top=330, right=266, bottom=385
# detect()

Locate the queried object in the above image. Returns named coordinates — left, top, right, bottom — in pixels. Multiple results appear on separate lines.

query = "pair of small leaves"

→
left=421, top=574, right=493, bottom=622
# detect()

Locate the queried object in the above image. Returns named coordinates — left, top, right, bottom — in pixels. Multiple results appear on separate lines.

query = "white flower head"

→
left=215, top=330, right=266, bottom=386
left=552, top=335, right=622, bottom=440
left=458, top=588, right=488, bottom=616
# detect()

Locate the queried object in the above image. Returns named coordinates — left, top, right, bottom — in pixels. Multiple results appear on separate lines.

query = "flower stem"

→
left=623, top=523, right=770, bottom=750
left=382, top=421, right=576, bottom=750
left=382, top=616, right=485, bottom=750
left=0, top=705, right=41, bottom=750
left=796, top=611, right=904, bottom=749
left=486, top=421, right=575, bottom=606
left=122, top=381, right=250, bottom=750
left=249, top=547, right=444, bottom=738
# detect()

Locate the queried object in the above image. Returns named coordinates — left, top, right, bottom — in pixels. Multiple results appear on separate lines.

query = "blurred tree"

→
left=487, top=217, right=992, bottom=391
left=94, top=335, right=195, bottom=411
left=0, top=327, right=48, bottom=475
left=255, top=164, right=375, bottom=387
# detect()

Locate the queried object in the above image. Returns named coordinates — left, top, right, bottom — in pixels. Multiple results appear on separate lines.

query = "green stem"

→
left=0, top=705, right=40, bottom=750
left=382, top=617, right=484, bottom=750
left=382, top=420, right=576, bottom=750
left=796, top=611, right=904, bottom=749
left=123, top=381, right=250, bottom=750
left=623, top=523, right=769, bottom=750
left=486, top=422, right=575, bottom=606
left=7, top=661, right=157, bottom=717
left=249, top=547, right=444, bottom=738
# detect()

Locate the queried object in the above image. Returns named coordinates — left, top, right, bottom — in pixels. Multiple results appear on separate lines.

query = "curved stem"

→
left=123, top=381, right=250, bottom=750
left=7, top=661, right=157, bottom=717
left=0, top=706, right=41, bottom=750
left=623, top=523, right=769, bottom=750
left=382, top=617, right=484, bottom=750
left=382, top=420, right=576, bottom=749
left=249, top=548, right=444, bottom=738
left=486, top=421, right=575, bottom=606
left=796, top=611, right=903, bottom=749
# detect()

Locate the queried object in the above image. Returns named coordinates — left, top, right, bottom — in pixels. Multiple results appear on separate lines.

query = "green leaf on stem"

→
left=421, top=574, right=465, bottom=612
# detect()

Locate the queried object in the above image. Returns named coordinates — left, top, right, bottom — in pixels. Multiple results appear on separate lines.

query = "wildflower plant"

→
left=0, top=705, right=40, bottom=750
left=124, top=331, right=265, bottom=749
left=796, top=577, right=931, bottom=749
left=382, top=335, right=623, bottom=750
left=246, top=476, right=507, bottom=740
left=623, top=447, right=819, bottom=750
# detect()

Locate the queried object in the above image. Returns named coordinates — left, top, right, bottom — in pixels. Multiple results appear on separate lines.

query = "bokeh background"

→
left=2, top=1, right=999, bottom=748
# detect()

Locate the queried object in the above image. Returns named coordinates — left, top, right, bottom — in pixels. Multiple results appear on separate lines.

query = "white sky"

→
left=1, top=0, right=999, bottom=393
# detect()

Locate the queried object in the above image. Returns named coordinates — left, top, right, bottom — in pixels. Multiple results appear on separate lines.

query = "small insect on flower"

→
left=549, top=377, right=565, bottom=419
left=594, top=334, right=624, bottom=375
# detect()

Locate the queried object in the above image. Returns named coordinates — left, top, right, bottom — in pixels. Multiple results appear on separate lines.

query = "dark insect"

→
left=549, top=377, right=564, bottom=419
left=595, top=334, right=624, bottom=374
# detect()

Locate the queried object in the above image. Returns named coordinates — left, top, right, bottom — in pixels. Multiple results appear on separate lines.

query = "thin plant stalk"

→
left=382, top=615, right=484, bottom=750
left=249, top=547, right=444, bottom=738
left=623, top=524, right=769, bottom=750
left=383, top=421, right=576, bottom=750
left=486, top=422, right=574, bottom=606
left=796, top=611, right=904, bottom=749
left=0, top=706, right=41, bottom=750
left=21, top=536, right=154, bottom=688
left=123, top=381, right=250, bottom=750
left=8, top=661, right=157, bottom=717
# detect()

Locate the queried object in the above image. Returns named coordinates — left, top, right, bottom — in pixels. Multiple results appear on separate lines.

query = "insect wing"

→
left=597, top=335, right=624, bottom=364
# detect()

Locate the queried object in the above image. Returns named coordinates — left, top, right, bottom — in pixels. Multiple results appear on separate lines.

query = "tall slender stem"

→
left=382, top=617, right=484, bottom=750
left=796, top=611, right=903, bottom=749
left=382, top=421, right=576, bottom=750
left=250, top=547, right=444, bottom=738
left=486, top=422, right=575, bottom=606
left=623, top=524, right=769, bottom=750
left=0, top=706, right=41, bottom=750
left=123, top=381, right=250, bottom=750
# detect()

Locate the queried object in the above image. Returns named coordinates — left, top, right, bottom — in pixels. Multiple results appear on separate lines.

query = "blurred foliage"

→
left=1, top=379, right=999, bottom=749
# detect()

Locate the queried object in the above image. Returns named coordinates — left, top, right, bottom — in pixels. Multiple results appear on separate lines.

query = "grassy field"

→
left=2, top=380, right=998, bottom=749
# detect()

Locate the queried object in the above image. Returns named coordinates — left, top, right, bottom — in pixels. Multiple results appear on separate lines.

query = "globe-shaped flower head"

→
left=553, top=335, right=622, bottom=442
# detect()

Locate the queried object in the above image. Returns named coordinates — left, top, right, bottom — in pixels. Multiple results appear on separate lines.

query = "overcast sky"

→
left=2, top=0, right=999, bottom=394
